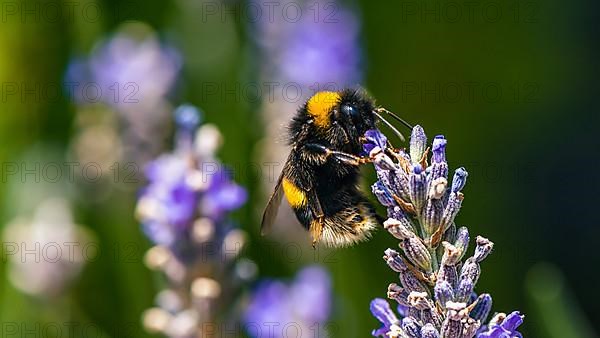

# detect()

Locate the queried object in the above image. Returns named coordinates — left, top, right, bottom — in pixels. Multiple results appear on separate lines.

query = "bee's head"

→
left=305, top=89, right=376, bottom=149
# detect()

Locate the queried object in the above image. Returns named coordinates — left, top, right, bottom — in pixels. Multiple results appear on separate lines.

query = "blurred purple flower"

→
left=68, top=25, right=181, bottom=111
left=66, top=23, right=183, bottom=167
left=137, top=105, right=253, bottom=338
left=92, top=36, right=179, bottom=96
left=140, top=154, right=197, bottom=245
left=253, top=0, right=363, bottom=89
left=279, top=6, right=362, bottom=87
left=201, top=169, right=247, bottom=220
left=136, top=105, right=246, bottom=250
left=244, top=266, right=332, bottom=338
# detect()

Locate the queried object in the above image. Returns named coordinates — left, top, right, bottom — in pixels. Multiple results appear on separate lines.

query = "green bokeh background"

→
left=0, top=0, right=598, bottom=337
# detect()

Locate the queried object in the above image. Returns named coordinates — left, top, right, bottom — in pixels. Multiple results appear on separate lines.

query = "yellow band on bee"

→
left=282, top=178, right=307, bottom=208
left=307, top=91, right=340, bottom=128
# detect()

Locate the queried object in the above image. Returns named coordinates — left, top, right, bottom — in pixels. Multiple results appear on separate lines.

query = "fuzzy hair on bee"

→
left=261, top=88, right=406, bottom=247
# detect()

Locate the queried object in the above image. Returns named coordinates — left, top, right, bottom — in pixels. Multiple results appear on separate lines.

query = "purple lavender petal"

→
left=477, top=311, right=524, bottom=338
left=142, top=155, right=197, bottom=229
left=451, top=167, right=468, bottom=193
left=370, top=298, right=399, bottom=337
left=364, top=129, right=387, bottom=154
left=501, top=311, right=524, bottom=332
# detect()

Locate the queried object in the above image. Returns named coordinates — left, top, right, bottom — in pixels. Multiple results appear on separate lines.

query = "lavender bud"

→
left=384, top=218, right=414, bottom=240
left=441, top=192, right=464, bottom=231
left=438, top=242, right=459, bottom=288
left=388, top=206, right=416, bottom=233
left=409, top=164, right=427, bottom=211
left=454, top=227, right=470, bottom=262
left=408, top=307, right=421, bottom=321
left=410, top=125, right=427, bottom=163
left=421, top=309, right=444, bottom=329
left=384, top=248, right=408, bottom=272
left=441, top=242, right=461, bottom=266
left=389, top=168, right=411, bottom=201
left=399, top=271, right=429, bottom=294
left=459, top=258, right=481, bottom=286
left=451, top=167, right=468, bottom=193
left=387, top=283, right=410, bottom=306
left=432, top=136, right=447, bottom=163
left=474, top=236, right=494, bottom=262
left=372, top=181, right=396, bottom=207
left=434, top=280, right=455, bottom=309
left=460, top=318, right=480, bottom=338
left=400, top=237, right=433, bottom=272
left=470, top=293, right=492, bottom=323
left=441, top=302, right=467, bottom=338
left=437, top=262, right=458, bottom=289
left=455, top=278, right=474, bottom=303
left=428, top=177, right=448, bottom=200
left=422, top=198, right=444, bottom=235
left=430, top=136, right=449, bottom=181
left=372, top=148, right=398, bottom=171
left=446, top=302, right=467, bottom=317
left=408, top=292, right=434, bottom=310
left=402, top=317, right=422, bottom=338
left=440, top=318, right=461, bottom=338
left=420, top=324, right=440, bottom=338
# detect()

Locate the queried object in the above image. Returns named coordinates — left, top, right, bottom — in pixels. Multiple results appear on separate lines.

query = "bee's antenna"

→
left=373, top=110, right=406, bottom=142
left=376, top=108, right=413, bottom=130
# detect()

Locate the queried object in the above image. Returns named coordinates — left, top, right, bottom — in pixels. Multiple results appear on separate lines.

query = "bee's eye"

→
left=341, top=104, right=359, bottom=119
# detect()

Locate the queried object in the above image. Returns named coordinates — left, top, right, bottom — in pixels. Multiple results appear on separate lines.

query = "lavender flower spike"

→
left=137, top=105, right=252, bottom=338
left=366, top=127, right=523, bottom=338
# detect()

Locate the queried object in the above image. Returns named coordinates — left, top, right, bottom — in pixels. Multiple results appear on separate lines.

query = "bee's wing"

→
left=260, top=171, right=285, bottom=235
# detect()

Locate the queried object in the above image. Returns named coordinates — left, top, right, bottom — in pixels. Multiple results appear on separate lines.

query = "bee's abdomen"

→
left=320, top=201, right=378, bottom=247
left=317, top=186, right=379, bottom=247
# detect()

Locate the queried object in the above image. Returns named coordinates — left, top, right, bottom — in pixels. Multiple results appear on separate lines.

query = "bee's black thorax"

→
left=287, top=89, right=376, bottom=184
left=289, top=89, right=376, bottom=151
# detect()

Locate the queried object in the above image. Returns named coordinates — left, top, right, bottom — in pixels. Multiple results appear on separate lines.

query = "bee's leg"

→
left=305, top=143, right=372, bottom=166
left=307, top=189, right=325, bottom=248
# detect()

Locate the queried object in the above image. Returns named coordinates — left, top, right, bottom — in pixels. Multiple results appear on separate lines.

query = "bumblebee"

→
left=261, top=89, right=410, bottom=247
